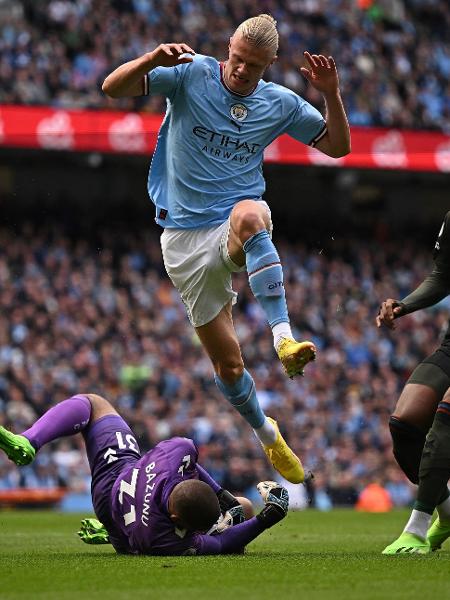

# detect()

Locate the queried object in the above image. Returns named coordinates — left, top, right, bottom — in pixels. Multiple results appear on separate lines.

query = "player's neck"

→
left=220, top=62, right=258, bottom=97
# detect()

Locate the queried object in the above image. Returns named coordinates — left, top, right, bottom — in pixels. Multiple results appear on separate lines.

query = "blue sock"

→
left=243, top=230, right=289, bottom=327
left=214, top=369, right=265, bottom=429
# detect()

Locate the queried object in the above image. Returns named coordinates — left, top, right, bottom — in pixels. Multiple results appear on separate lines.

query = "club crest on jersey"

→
left=230, top=103, right=248, bottom=122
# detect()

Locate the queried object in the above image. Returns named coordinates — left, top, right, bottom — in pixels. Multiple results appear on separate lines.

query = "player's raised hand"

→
left=148, top=43, right=195, bottom=68
left=300, top=51, right=339, bottom=95
left=376, top=298, right=405, bottom=330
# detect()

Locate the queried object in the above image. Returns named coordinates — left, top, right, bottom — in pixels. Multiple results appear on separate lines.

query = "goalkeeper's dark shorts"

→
left=82, top=414, right=141, bottom=552
left=407, top=348, right=450, bottom=398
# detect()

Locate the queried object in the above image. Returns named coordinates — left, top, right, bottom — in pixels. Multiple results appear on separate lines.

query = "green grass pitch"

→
left=1, top=509, right=449, bottom=600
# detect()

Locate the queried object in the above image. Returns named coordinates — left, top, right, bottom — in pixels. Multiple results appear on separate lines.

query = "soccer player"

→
left=102, top=14, right=351, bottom=484
left=0, top=393, right=290, bottom=555
left=376, top=211, right=450, bottom=554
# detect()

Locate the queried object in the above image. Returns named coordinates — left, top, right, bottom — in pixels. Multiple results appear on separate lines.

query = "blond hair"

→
left=234, top=14, right=278, bottom=55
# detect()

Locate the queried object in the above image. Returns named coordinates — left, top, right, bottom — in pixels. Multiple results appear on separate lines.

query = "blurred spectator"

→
left=0, top=0, right=448, bottom=131
left=355, top=481, right=393, bottom=512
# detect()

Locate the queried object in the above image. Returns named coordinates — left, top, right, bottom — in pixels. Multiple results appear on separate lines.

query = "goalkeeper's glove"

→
left=207, top=489, right=245, bottom=535
left=217, top=488, right=245, bottom=526
left=77, top=518, right=110, bottom=545
left=255, top=481, right=289, bottom=529
left=208, top=504, right=246, bottom=535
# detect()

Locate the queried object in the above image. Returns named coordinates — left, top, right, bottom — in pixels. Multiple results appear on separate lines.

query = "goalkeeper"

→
left=0, top=393, right=289, bottom=555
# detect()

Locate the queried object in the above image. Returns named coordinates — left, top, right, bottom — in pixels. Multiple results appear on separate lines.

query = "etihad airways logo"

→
left=193, top=126, right=260, bottom=154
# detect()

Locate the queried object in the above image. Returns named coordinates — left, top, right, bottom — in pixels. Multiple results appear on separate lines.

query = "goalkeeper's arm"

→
left=195, top=482, right=289, bottom=555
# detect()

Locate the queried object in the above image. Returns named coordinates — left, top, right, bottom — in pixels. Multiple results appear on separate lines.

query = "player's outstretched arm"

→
left=377, top=269, right=450, bottom=329
left=196, top=482, right=289, bottom=555
left=300, top=52, right=350, bottom=158
left=378, top=215, right=450, bottom=329
left=102, top=43, right=195, bottom=98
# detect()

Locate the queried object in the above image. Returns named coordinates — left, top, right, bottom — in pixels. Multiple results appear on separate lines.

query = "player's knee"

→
left=233, top=204, right=269, bottom=241
left=393, top=403, right=429, bottom=430
left=216, top=360, right=244, bottom=385
left=85, top=393, right=118, bottom=421
left=394, top=381, right=440, bottom=431
left=85, top=393, right=108, bottom=407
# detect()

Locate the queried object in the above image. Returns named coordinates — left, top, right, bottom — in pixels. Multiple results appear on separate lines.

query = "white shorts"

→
left=160, top=201, right=271, bottom=328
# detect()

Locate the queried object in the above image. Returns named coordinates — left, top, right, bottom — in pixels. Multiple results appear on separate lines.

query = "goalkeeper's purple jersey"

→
left=110, top=437, right=208, bottom=555
left=108, top=436, right=264, bottom=555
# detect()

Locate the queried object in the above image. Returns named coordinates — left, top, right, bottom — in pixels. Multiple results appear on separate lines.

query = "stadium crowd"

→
left=1, top=221, right=448, bottom=508
left=0, top=0, right=449, bottom=132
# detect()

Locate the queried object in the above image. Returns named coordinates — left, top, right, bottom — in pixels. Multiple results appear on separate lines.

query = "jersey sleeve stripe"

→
left=309, top=124, right=327, bottom=147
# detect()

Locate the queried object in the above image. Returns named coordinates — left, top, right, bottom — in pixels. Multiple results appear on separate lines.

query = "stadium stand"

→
left=1, top=221, right=447, bottom=508
left=0, top=0, right=448, bottom=131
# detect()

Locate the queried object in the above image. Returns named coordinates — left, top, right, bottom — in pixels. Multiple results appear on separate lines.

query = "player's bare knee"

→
left=392, top=407, right=432, bottom=432
left=393, top=393, right=418, bottom=423
left=216, top=360, right=244, bottom=385
left=85, top=393, right=118, bottom=421
left=391, top=411, right=427, bottom=434
left=232, top=201, right=269, bottom=241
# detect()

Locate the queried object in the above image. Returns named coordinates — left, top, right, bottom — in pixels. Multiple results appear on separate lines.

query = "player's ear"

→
left=167, top=495, right=182, bottom=526
left=269, top=55, right=278, bottom=67
left=169, top=511, right=184, bottom=527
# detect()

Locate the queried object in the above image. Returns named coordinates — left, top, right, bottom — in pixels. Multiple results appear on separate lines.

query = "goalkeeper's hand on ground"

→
left=77, top=518, right=110, bottom=545
left=255, top=481, right=289, bottom=529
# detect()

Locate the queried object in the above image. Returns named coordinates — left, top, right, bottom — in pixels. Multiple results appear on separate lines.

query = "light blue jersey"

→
left=147, top=55, right=326, bottom=229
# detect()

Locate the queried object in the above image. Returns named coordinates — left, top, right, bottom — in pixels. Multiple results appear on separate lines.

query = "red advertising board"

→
left=1, top=105, right=449, bottom=172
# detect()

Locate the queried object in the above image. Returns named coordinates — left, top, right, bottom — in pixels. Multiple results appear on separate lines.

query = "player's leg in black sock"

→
left=389, top=375, right=444, bottom=484
left=416, top=401, right=450, bottom=513
left=389, top=416, right=425, bottom=484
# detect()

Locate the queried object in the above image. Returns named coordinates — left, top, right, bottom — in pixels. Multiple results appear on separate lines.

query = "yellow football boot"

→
left=260, top=418, right=309, bottom=484
left=276, top=338, right=316, bottom=378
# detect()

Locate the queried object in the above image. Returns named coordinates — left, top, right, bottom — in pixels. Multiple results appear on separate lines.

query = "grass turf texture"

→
left=1, top=510, right=449, bottom=600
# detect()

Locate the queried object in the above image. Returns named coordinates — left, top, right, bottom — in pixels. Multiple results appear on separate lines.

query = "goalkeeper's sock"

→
left=404, top=509, right=432, bottom=541
left=244, top=230, right=289, bottom=329
left=22, top=395, right=91, bottom=450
